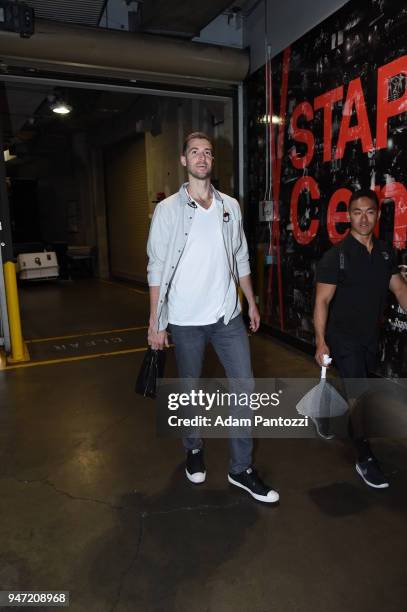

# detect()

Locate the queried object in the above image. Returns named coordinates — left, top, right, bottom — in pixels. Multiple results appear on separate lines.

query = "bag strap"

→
left=338, top=249, right=345, bottom=284
left=379, top=245, right=393, bottom=272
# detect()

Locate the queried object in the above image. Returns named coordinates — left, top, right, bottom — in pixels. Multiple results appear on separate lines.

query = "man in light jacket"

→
left=147, top=131, right=279, bottom=504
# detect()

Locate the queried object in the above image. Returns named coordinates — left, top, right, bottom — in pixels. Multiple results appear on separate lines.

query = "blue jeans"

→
left=168, top=314, right=254, bottom=474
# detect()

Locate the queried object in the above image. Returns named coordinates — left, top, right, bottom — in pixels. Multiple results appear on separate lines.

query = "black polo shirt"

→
left=316, top=233, right=398, bottom=343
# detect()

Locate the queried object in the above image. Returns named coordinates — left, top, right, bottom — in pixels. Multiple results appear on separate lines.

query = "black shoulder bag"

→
left=135, top=348, right=166, bottom=399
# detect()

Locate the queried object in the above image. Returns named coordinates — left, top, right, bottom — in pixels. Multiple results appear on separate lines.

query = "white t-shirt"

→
left=168, top=198, right=231, bottom=325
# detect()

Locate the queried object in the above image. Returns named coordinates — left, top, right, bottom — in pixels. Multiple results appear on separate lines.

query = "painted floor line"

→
left=2, top=346, right=149, bottom=371
left=99, top=279, right=148, bottom=295
left=26, top=325, right=148, bottom=344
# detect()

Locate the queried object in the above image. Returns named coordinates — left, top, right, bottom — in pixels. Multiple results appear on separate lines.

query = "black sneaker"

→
left=185, top=448, right=206, bottom=484
left=355, top=457, right=389, bottom=489
left=311, top=417, right=335, bottom=440
left=228, top=467, right=279, bottom=503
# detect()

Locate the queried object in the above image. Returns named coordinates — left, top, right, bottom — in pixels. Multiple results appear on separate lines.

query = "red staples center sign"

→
left=288, top=55, right=407, bottom=248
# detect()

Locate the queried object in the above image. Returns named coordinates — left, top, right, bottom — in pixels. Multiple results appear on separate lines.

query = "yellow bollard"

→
left=3, top=262, right=29, bottom=363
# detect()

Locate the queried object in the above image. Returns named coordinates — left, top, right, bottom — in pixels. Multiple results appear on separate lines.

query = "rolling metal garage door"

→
left=105, top=135, right=149, bottom=282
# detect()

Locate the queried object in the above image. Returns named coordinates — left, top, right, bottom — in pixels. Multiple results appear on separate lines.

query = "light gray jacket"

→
left=147, top=183, right=251, bottom=331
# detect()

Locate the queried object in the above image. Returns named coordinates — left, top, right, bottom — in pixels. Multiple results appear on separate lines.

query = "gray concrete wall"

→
left=144, top=98, right=235, bottom=212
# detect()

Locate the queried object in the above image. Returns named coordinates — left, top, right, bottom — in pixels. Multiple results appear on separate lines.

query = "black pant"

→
left=327, top=334, right=378, bottom=461
left=327, top=335, right=378, bottom=379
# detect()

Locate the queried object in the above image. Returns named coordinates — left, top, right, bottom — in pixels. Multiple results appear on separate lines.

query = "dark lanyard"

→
left=187, top=197, right=230, bottom=222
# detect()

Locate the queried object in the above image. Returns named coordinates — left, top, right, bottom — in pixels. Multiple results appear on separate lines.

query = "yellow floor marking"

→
left=26, top=325, right=148, bottom=344
left=99, top=279, right=148, bottom=295
left=2, top=346, right=149, bottom=371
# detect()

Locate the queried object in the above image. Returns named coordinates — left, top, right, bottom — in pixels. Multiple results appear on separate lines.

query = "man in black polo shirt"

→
left=314, top=188, right=407, bottom=488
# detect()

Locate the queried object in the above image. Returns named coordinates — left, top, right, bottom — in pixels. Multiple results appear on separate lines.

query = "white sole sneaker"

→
left=228, top=474, right=279, bottom=503
left=355, top=463, right=389, bottom=489
left=186, top=468, right=206, bottom=484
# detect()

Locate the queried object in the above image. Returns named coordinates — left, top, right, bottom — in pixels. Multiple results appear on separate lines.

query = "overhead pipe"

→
left=0, top=19, right=249, bottom=86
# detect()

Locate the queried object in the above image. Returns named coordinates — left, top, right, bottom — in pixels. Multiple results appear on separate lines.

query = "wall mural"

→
left=246, top=0, right=407, bottom=377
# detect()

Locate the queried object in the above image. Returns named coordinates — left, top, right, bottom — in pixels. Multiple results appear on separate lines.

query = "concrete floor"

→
left=1, top=279, right=406, bottom=612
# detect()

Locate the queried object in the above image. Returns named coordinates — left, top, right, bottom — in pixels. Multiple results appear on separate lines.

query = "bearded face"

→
left=181, top=138, right=213, bottom=180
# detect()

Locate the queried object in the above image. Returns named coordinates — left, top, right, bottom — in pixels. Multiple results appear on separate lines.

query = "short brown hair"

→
left=182, top=132, right=213, bottom=155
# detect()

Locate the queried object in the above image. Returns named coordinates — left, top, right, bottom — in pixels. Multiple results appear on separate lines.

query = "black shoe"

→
left=185, top=448, right=206, bottom=484
left=228, top=467, right=279, bottom=503
left=355, top=457, right=389, bottom=489
left=311, top=417, right=335, bottom=440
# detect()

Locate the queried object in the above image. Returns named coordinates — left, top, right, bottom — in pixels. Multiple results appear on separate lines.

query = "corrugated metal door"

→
left=105, top=135, right=149, bottom=282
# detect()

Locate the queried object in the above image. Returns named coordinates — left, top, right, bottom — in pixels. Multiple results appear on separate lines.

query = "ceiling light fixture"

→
left=259, top=114, right=282, bottom=125
left=48, top=93, right=72, bottom=115
left=52, top=102, right=72, bottom=115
